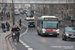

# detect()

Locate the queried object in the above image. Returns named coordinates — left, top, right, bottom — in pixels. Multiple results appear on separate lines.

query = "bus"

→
left=37, top=16, right=59, bottom=37
left=25, top=9, right=35, bottom=20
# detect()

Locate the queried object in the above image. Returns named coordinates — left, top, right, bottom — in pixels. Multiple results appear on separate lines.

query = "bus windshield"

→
left=43, top=21, right=58, bottom=29
left=26, top=10, right=34, bottom=17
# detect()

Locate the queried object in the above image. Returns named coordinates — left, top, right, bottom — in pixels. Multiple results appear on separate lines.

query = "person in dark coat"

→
left=15, top=25, right=20, bottom=42
left=6, top=22, right=10, bottom=31
left=7, top=12, right=10, bottom=19
left=11, top=26, right=15, bottom=39
left=1, top=22, right=5, bottom=32
left=1, top=16, right=3, bottom=21
left=19, top=19, right=22, bottom=27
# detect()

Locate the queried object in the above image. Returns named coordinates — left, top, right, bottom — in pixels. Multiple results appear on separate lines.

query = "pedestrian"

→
left=1, top=22, right=6, bottom=32
left=11, top=26, right=16, bottom=41
left=7, top=12, right=10, bottom=19
left=15, top=25, right=20, bottom=42
left=6, top=21, right=10, bottom=31
left=71, top=16, right=74, bottom=26
left=19, top=19, right=22, bottom=27
left=1, top=16, right=3, bottom=21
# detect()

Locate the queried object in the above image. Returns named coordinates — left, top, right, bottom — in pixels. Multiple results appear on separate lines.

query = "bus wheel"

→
left=38, top=33, right=40, bottom=35
left=41, top=34, right=44, bottom=37
left=54, top=35, right=57, bottom=37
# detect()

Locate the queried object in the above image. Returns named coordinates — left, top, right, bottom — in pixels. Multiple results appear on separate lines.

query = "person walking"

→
left=71, top=16, right=74, bottom=26
left=15, top=25, right=20, bottom=42
left=11, top=26, right=16, bottom=41
left=1, top=16, right=3, bottom=21
left=1, top=22, right=6, bottom=32
left=6, top=21, right=10, bottom=31
left=7, top=12, right=10, bottom=19
left=19, top=19, right=22, bottom=27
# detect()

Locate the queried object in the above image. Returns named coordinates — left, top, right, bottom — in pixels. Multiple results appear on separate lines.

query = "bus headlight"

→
left=66, top=33, right=69, bottom=36
left=42, top=29, right=46, bottom=33
left=56, top=29, right=60, bottom=34
left=57, top=32, right=60, bottom=34
left=33, top=16, right=35, bottom=18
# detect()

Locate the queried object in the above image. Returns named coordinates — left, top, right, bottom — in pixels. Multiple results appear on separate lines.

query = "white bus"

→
left=37, top=16, right=60, bottom=37
left=25, top=9, right=35, bottom=20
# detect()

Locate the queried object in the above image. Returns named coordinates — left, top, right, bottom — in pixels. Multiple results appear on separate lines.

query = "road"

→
left=12, top=13, right=75, bottom=50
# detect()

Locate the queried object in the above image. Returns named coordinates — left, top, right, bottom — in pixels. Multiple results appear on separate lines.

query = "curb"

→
left=5, top=34, right=12, bottom=50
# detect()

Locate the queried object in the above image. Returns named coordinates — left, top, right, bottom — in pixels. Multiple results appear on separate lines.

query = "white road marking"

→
left=23, top=43, right=27, bottom=46
left=19, top=23, right=33, bottom=50
left=28, top=48, right=33, bottom=50
left=62, top=22, right=69, bottom=27
left=25, top=45, right=30, bottom=48
left=15, top=15, right=33, bottom=50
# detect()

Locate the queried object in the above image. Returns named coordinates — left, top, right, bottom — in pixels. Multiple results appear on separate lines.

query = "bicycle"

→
left=12, top=32, right=15, bottom=42
left=15, top=31, right=19, bottom=43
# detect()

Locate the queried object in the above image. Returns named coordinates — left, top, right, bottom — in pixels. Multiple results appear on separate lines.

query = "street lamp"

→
left=12, top=0, right=15, bottom=26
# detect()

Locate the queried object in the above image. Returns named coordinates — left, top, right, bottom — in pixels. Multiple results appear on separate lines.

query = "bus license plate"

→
left=49, top=34, right=53, bottom=35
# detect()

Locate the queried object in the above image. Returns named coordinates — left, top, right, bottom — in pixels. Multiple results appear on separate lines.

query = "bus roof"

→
left=38, top=16, right=58, bottom=21
left=41, top=16, right=56, bottom=18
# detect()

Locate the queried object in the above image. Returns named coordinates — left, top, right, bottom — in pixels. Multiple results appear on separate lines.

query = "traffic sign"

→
left=57, top=5, right=59, bottom=9
left=40, top=6, right=43, bottom=9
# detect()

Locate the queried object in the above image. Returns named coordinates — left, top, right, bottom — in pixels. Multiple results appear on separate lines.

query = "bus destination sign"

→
left=44, top=18, right=58, bottom=21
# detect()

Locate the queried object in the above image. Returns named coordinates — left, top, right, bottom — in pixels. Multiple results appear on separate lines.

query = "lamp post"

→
left=12, top=0, right=15, bottom=26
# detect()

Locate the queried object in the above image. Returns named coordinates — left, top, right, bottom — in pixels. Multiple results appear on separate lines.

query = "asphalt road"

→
left=12, top=13, right=75, bottom=50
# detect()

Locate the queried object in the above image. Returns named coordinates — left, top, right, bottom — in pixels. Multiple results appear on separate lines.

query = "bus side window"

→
left=57, top=23, right=59, bottom=28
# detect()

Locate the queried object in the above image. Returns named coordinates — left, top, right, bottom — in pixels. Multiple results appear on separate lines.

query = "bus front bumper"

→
left=41, top=32, right=59, bottom=36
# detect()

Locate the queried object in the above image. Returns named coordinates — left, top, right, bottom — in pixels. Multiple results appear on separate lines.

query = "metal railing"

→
left=1, top=0, right=75, bottom=3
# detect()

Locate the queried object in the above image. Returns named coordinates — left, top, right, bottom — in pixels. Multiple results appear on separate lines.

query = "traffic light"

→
left=62, top=8, right=63, bottom=11
left=67, top=8, right=69, bottom=11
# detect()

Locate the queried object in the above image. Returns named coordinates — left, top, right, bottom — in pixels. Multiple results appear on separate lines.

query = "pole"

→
left=12, top=0, right=15, bottom=26
left=44, top=5, right=45, bottom=15
left=67, top=4, right=68, bottom=17
left=62, top=11, right=63, bottom=20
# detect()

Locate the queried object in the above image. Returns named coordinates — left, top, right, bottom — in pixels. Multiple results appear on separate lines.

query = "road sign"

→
left=40, top=6, right=43, bottom=9
left=57, top=5, right=59, bottom=9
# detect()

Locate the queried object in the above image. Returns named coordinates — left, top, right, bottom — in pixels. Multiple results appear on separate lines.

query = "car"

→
left=15, top=10, right=20, bottom=15
left=62, top=27, right=75, bottom=41
left=20, top=10, right=24, bottom=14
left=28, top=21, right=35, bottom=27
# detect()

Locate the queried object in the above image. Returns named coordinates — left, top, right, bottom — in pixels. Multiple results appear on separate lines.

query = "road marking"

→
left=15, top=16, right=33, bottom=50
left=28, top=48, right=33, bottom=50
left=25, top=45, right=30, bottom=48
left=19, top=23, right=33, bottom=50
left=62, top=22, right=69, bottom=27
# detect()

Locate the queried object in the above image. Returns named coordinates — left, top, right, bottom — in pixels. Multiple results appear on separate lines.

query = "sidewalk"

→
left=0, top=21, right=13, bottom=50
